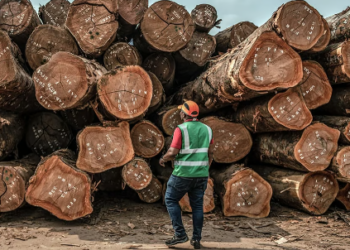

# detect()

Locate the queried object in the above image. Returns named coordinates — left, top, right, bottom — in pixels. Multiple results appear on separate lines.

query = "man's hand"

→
left=159, top=147, right=180, bottom=168
left=159, top=157, right=165, bottom=167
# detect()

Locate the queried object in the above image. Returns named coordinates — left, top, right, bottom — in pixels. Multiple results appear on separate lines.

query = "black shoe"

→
left=165, top=234, right=189, bottom=246
left=190, top=239, right=201, bottom=249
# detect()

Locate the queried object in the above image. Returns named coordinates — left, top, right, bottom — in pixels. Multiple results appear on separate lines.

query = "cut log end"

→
left=333, top=147, right=350, bottom=181
left=161, top=107, right=182, bottom=136
left=137, top=177, right=163, bottom=203
left=39, top=0, right=70, bottom=27
left=103, top=43, right=142, bottom=71
left=229, top=22, right=257, bottom=49
left=118, top=0, right=148, bottom=25
left=59, top=106, right=96, bottom=131
left=148, top=72, right=165, bottom=113
left=191, top=4, right=217, bottom=33
left=336, top=183, right=350, bottom=211
left=122, top=158, right=153, bottom=191
left=299, top=171, right=338, bottom=215
left=94, top=167, right=124, bottom=192
left=0, top=30, right=17, bottom=84
left=295, top=123, right=340, bottom=172
left=239, top=31, right=303, bottom=91
left=308, top=17, right=330, bottom=53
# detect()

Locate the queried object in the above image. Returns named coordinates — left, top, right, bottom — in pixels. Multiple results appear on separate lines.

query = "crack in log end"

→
left=336, top=183, right=350, bottom=211
left=137, top=177, right=163, bottom=204
left=118, top=0, right=148, bottom=26
left=300, top=171, right=339, bottom=215
left=294, top=123, right=340, bottom=172
left=122, top=158, right=153, bottom=191
left=240, top=31, right=303, bottom=91
left=161, top=107, right=182, bottom=136
left=0, top=0, right=32, bottom=35
left=39, top=0, right=70, bottom=27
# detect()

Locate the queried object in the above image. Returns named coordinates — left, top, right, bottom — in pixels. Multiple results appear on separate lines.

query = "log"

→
left=307, top=17, right=330, bottom=53
left=200, top=116, right=252, bottom=163
left=147, top=72, right=165, bottom=115
left=59, top=106, right=96, bottom=131
left=25, top=112, right=72, bottom=156
left=313, top=116, right=350, bottom=145
left=122, top=157, right=152, bottom=191
left=316, top=86, right=350, bottom=116
left=39, top=0, right=70, bottom=27
left=25, top=25, right=79, bottom=70
left=154, top=105, right=182, bottom=136
left=326, top=7, right=350, bottom=44
left=131, top=120, right=164, bottom=158
left=136, top=176, right=162, bottom=203
left=251, top=123, right=340, bottom=172
left=97, top=65, right=153, bottom=122
left=230, top=88, right=312, bottom=133
left=0, top=111, right=25, bottom=160
left=210, top=164, right=272, bottom=218
left=330, top=146, right=350, bottom=182
left=0, top=0, right=41, bottom=49
left=103, top=42, right=142, bottom=71
left=191, top=4, right=218, bottom=33
left=252, top=165, right=339, bottom=215
left=179, top=178, right=215, bottom=213
left=25, top=149, right=93, bottom=221
left=76, top=122, right=134, bottom=173
left=138, top=0, right=195, bottom=53
left=336, top=182, right=350, bottom=211
left=214, top=21, right=258, bottom=53
left=0, top=154, right=40, bottom=212
left=142, top=53, right=175, bottom=95
left=93, top=167, right=124, bottom=192
left=33, top=51, right=106, bottom=110
left=65, top=0, right=119, bottom=58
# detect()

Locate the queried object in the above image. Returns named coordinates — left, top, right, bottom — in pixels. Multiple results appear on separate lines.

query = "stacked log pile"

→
left=0, top=0, right=349, bottom=221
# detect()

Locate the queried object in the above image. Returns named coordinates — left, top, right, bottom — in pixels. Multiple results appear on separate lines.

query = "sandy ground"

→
left=1, top=192, right=350, bottom=250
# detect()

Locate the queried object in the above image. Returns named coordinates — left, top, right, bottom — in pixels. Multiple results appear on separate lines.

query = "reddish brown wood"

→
left=313, top=116, right=350, bottom=145
left=147, top=72, right=165, bottom=115
left=137, top=176, right=162, bottom=203
left=336, top=182, right=350, bottom=211
left=59, top=106, right=96, bottom=131
left=93, top=167, right=124, bottom=192
left=330, top=146, right=350, bottom=182
left=155, top=106, right=182, bottom=136
left=307, top=17, right=330, bottom=53
left=191, top=4, right=218, bottom=33
left=122, top=158, right=152, bottom=191
left=76, top=122, right=134, bottom=173
left=39, top=0, right=70, bottom=27
left=25, top=149, right=93, bottom=221
left=326, top=7, right=350, bottom=43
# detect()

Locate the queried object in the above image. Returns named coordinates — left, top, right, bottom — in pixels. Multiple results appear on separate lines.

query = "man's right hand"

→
left=159, top=157, right=165, bottom=167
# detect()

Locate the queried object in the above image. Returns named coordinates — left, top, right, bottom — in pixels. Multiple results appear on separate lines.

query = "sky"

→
left=31, top=0, right=350, bottom=35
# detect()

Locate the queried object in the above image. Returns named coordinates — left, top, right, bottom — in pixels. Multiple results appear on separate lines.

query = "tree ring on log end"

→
left=137, top=177, right=162, bottom=203
left=337, top=183, right=350, bottom=211
left=239, top=31, right=303, bottom=91
left=309, top=18, right=330, bottom=53
left=299, top=171, right=338, bottom=215
left=122, top=158, right=152, bottom=191
left=276, top=1, right=324, bottom=51
left=0, top=31, right=16, bottom=84
left=39, top=0, right=70, bottom=27
left=148, top=72, right=164, bottom=110
left=140, top=1, right=195, bottom=52
left=161, top=107, right=182, bottom=136
left=118, top=0, right=148, bottom=25
left=191, top=4, right=217, bottom=32
left=201, top=117, right=252, bottom=163
left=97, top=65, right=153, bottom=120
left=294, top=123, right=340, bottom=172
left=229, top=22, right=257, bottom=49
left=76, top=122, right=134, bottom=173
left=268, top=88, right=312, bottom=130
left=103, top=42, right=142, bottom=70
left=131, top=120, right=164, bottom=158
left=334, top=147, right=350, bottom=181
left=223, top=168, right=272, bottom=217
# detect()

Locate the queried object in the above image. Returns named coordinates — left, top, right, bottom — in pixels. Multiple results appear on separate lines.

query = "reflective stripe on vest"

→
left=178, top=123, right=211, bottom=154
left=174, top=161, right=209, bottom=166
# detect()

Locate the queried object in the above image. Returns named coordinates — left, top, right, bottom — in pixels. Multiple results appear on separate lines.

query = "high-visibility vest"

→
left=173, top=120, right=212, bottom=177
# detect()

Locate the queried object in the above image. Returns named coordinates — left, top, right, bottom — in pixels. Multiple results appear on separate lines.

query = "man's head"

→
left=178, top=101, right=199, bottom=121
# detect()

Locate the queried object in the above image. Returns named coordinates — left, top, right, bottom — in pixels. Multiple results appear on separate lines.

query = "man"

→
left=159, top=101, right=213, bottom=249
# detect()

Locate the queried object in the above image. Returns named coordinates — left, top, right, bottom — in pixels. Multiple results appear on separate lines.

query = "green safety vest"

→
left=173, top=120, right=212, bottom=177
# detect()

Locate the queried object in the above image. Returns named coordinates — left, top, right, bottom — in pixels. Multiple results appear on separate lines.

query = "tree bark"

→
left=122, top=157, right=153, bottom=191
left=201, top=116, right=252, bottom=163
left=215, top=21, right=257, bottom=53
left=154, top=105, right=182, bottom=136
left=316, top=86, right=350, bottom=116
left=147, top=72, right=165, bottom=115
left=251, top=123, right=340, bottom=172
left=191, top=4, right=218, bottom=33
left=336, top=182, right=350, bottom=211
left=59, top=106, right=96, bottom=131
left=93, top=167, right=125, bottom=192
left=33, top=51, right=106, bottom=110
left=103, top=42, right=142, bottom=71
left=136, top=176, right=162, bottom=203
left=0, top=0, right=41, bottom=49
left=25, top=25, right=79, bottom=70
left=65, top=0, right=119, bottom=58
left=0, top=154, right=40, bottom=212
left=97, top=65, right=153, bottom=122
left=25, top=112, right=72, bottom=156
left=210, top=164, right=272, bottom=218
left=326, top=7, right=350, bottom=44
left=313, top=116, right=350, bottom=145
left=25, top=149, right=93, bottom=221
left=76, top=122, right=134, bottom=173
left=307, top=17, right=330, bottom=53
left=131, top=120, right=164, bottom=158
left=39, top=0, right=70, bottom=27
left=251, top=164, right=339, bottom=215
left=330, top=146, right=350, bottom=182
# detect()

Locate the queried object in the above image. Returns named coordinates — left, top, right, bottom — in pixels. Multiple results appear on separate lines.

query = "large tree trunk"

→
left=210, top=164, right=272, bottom=218
left=0, top=154, right=40, bottom=212
left=251, top=165, right=339, bottom=215
left=201, top=116, right=252, bottom=163
left=313, top=116, right=350, bottom=145
left=97, top=65, right=153, bottom=122
left=25, top=112, right=73, bottom=156
left=25, top=25, right=79, bottom=70
left=76, top=122, right=134, bottom=173
left=65, top=0, right=119, bottom=58
left=191, top=4, right=218, bottom=33
left=336, top=182, right=350, bottom=211
left=330, top=146, right=350, bottom=182
left=25, top=149, right=93, bottom=221
left=326, top=7, right=350, bottom=44
left=131, top=120, right=164, bottom=158
left=251, top=123, right=340, bottom=172
left=147, top=72, right=165, bottom=115
left=136, top=176, right=163, bottom=204
left=0, top=111, right=25, bottom=160
left=122, top=158, right=153, bottom=191
left=33, top=51, right=106, bottom=110
left=306, top=17, right=330, bottom=53
left=39, top=0, right=70, bottom=27
left=316, top=86, right=350, bottom=116
left=154, top=105, right=182, bottom=136
left=0, top=0, right=41, bottom=49
left=59, top=106, right=96, bottom=131
left=103, top=43, right=142, bottom=71
left=179, top=178, right=215, bottom=213
left=93, top=167, right=125, bottom=192
left=214, top=21, right=257, bottom=53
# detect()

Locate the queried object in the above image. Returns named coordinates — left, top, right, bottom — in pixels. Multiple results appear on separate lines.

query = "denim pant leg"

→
left=165, top=175, right=192, bottom=238
left=188, top=178, right=208, bottom=241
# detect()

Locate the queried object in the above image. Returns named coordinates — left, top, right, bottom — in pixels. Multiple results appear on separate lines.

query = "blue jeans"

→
left=165, top=174, right=208, bottom=241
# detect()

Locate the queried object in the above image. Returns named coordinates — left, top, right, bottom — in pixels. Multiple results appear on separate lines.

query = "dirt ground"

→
left=1, top=191, right=350, bottom=250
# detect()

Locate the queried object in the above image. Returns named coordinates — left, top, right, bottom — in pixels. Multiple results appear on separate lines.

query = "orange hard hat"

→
left=178, top=101, right=199, bottom=117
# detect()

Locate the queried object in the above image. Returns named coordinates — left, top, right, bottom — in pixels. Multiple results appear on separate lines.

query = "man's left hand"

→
left=159, top=157, right=165, bottom=167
